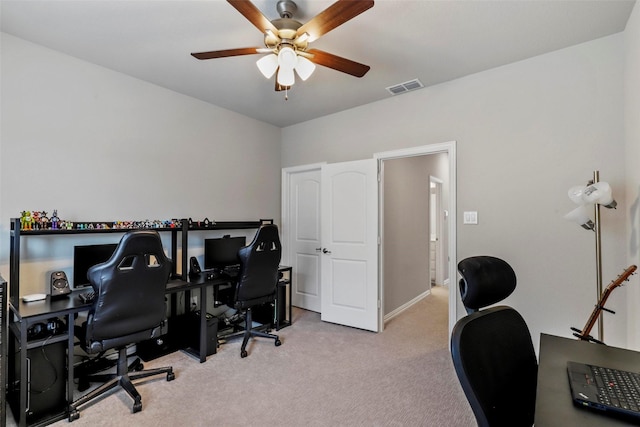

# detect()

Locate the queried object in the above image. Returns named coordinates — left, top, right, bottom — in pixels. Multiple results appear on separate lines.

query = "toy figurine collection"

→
left=19, top=210, right=184, bottom=231
left=19, top=211, right=220, bottom=231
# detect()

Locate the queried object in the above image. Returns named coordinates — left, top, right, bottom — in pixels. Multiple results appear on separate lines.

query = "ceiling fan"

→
left=191, top=0, right=374, bottom=93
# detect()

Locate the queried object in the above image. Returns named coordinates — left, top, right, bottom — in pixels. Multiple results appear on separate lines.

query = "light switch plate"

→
left=463, top=211, right=478, bottom=224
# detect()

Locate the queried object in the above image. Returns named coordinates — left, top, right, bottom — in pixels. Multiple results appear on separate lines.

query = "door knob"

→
left=322, top=248, right=332, bottom=254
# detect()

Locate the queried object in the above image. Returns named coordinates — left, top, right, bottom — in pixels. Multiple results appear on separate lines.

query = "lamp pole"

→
left=593, top=170, right=604, bottom=342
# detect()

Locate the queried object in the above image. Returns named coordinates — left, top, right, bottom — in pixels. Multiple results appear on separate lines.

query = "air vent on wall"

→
left=386, top=79, right=424, bottom=96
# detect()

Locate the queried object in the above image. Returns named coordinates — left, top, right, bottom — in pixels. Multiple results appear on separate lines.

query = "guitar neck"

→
left=575, top=265, right=637, bottom=342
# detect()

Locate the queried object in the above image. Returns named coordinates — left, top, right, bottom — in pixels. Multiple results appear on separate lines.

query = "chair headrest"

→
left=457, top=256, right=516, bottom=313
left=111, top=230, right=168, bottom=259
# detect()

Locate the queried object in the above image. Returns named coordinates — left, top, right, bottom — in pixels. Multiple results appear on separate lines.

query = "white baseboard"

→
left=384, top=289, right=431, bottom=323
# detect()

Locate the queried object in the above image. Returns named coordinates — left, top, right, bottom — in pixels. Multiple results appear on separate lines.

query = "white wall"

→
left=0, top=33, right=282, bottom=295
left=625, top=3, right=640, bottom=350
left=282, top=34, right=627, bottom=351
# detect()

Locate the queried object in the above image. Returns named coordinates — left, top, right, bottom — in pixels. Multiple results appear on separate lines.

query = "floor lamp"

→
left=564, top=170, right=617, bottom=342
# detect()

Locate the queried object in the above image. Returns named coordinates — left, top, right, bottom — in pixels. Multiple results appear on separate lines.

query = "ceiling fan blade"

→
left=228, top=0, right=279, bottom=34
left=191, top=47, right=261, bottom=60
left=297, top=0, right=374, bottom=43
left=307, top=49, right=370, bottom=77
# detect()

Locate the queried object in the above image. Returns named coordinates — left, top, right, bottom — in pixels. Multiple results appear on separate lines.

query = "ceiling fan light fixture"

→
left=295, top=55, right=316, bottom=81
left=278, top=46, right=297, bottom=70
left=256, top=54, right=279, bottom=79
left=277, top=66, right=295, bottom=87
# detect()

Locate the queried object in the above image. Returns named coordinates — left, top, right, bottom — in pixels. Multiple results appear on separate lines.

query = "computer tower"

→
left=187, top=311, right=218, bottom=356
left=8, top=339, right=67, bottom=425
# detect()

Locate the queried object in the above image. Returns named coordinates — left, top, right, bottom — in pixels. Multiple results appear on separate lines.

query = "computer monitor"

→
left=204, top=236, right=246, bottom=270
left=73, top=243, right=117, bottom=288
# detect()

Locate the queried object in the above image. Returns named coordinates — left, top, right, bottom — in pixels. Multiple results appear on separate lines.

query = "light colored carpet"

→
left=11, top=285, right=476, bottom=426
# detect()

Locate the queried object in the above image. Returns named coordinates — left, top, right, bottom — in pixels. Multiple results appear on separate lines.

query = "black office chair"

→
left=450, top=256, right=538, bottom=427
left=68, top=230, right=175, bottom=421
left=233, top=224, right=283, bottom=358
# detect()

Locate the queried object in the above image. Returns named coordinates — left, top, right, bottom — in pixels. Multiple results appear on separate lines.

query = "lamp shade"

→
left=278, top=46, right=297, bottom=71
left=256, top=54, right=279, bottom=79
left=583, top=181, right=617, bottom=208
left=295, top=56, right=316, bottom=81
left=564, top=205, right=595, bottom=230
left=277, top=67, right=295, bottom=87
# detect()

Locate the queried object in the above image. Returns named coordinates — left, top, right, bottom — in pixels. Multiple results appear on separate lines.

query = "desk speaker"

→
left=49, top=271, right=70, bottom=298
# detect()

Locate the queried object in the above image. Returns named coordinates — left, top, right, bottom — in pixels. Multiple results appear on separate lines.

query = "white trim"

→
left=430, top=175, right=445, bottom=286
left=374, top=141, right=458, bottom=337
left=384, top=289, right=431, bottom=323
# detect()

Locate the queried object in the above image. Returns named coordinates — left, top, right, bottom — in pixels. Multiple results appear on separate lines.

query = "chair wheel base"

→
left=68, top=410, right=80, bottom=422
left=133, top=400, right=142, bottom=413
left=275, top=339, right=282, bottom=347
left=167, top=372, right=175, bottom=381
left=241, top=350, right=248, bottom=358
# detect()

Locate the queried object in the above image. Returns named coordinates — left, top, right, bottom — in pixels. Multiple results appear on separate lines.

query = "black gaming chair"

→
left=234, top=224, right=283, bottom=358
left=68, top=230, right=175, bottom=421
left=450, top=256, right=537, bottom=427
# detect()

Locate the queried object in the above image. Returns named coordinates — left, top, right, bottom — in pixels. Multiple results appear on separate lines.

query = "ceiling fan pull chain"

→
left=285, top=86, right=288, bottom=101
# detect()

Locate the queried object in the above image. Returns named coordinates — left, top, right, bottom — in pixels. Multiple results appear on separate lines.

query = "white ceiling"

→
left=1, top=0, right=636, bottom=127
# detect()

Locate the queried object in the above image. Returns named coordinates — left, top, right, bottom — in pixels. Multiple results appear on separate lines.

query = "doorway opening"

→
left=375, top=141, right=457, bottom=334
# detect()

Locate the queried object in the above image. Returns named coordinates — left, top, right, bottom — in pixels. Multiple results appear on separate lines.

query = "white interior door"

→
left=320, top=159, right=379, bottom=332
left=288, top=168, right=322, bottom=312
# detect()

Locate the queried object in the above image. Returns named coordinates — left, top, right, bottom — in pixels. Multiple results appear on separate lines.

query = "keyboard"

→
left=591, top=365, right=640, bottom=411
left=222, top=265, right=240, bottom=278
left=79, top=291, right=95, bottom=303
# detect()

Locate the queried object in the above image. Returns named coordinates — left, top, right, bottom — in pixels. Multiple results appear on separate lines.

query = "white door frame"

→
left=374, top=141, right=457, bottom=334
left=430, top=176, right=444, bottom=287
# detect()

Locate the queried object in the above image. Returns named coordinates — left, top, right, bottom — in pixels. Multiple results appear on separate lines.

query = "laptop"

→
left=567, top=360, right=640, bottom=423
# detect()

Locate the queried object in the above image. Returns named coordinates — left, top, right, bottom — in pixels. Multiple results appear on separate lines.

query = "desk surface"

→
left=535, top=333, right=640, bottom=426
left=11, top=277, right=231, bottom=320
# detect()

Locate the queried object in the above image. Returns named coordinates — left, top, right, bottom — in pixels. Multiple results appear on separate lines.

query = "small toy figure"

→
left=40, top=211, right=50, bottom=229
left=51, top=210, right=60, bottom=230
left=32, top=211, right=41, bottom=229
left=20, top=211, right=27, bottom=230
left=20, top=211, right=33, bottom=230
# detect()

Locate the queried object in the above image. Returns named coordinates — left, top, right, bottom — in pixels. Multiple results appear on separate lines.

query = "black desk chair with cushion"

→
left=68, top=230, right=175, bottom=421
left=234, top=224, right=283, bottom=358
left=450, top=256, right=538, bottom=427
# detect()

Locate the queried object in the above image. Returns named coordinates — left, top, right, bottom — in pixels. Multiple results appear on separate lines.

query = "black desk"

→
left=535, top=333, right=640, bottom=426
